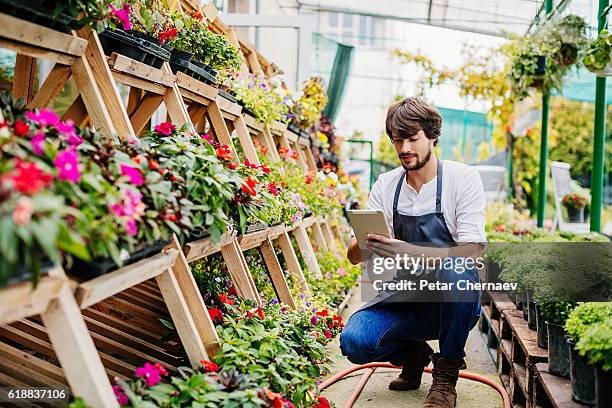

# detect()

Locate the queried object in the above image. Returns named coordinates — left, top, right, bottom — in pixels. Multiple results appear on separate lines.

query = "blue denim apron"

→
left=340, top=160, right=482, bottom=361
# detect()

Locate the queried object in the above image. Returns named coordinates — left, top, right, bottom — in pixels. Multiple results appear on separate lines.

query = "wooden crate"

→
left=532, top=363, right=585, bottom=408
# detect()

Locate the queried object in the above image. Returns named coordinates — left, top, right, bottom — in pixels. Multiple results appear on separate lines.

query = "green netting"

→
left=311, top=33, right=339, bottom=86
left=554, top=68, right=612, bottom=104
left=436, top=107, right=493, bottom=163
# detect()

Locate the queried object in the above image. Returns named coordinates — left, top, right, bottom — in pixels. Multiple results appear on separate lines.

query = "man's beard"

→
left=400, top=148, right=432, bottom=171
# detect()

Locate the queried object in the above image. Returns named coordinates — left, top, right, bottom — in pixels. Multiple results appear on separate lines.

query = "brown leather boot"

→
left=389, top=342, right=434, bottom=391
left=422, top=353, right=467, bottom=408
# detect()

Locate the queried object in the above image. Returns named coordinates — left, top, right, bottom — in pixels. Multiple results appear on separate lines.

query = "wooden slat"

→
left=220, top=240, right=261, bottom=303
left=267, top=224, right=286, bottom=240
left=62, top=95, right=88, bottom=126
left=0, top=274, right=65, bottom=324
left=311, top=221, right=329, bottom=252
left=27, top=63, right=71, bottom=109
left=75, top=249, right=179, bottom=309
left=207, top=100, right=237, bottom=157
left=238, top=228, right=270, bottom=251
left=155, top=267, right=207, bottom=367
left=79, top=29, right=135, bottom=138
left=176, top=72, right=218, bottom=100
left=130, top=92, right=163, bottom=134
left=0, top=341, right=66, bottom=385
left=0, top=13, right=87, bottom=56
left=184, top=230, right=237, bottom=262
left=262, top=125, right=281, bottom=162
left=276, top=231, right=310, bottom=294
left=112, top=71, right=168, bottom=94
left=108, top=53, right=175, bottom=87
left=259, top=239, right=296, bottom=308
left=127, top=88, right=142, bottom=115
left=166, top=235, right=220, bottom=359
left=0, top=38, right=75, bottom=65
left=292, top=224, right=322, bottom=277
left=234, top=115, right=261, bottom=165
left=216, top=94, right=242, bottom=116
left=161, top=62, right=194, bottom=130
left=12, top=54, right=37, bottom=104
left=321, top=221, right=337, bottom=252
left=244, top=113, right=264, bottom=132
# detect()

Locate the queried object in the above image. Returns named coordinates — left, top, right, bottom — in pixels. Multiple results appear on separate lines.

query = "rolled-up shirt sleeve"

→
left=455, top=169, right=487, bottom=244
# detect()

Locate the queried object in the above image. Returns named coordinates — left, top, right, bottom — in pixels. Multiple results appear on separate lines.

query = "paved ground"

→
left=321, top=289, right=504, bottom=408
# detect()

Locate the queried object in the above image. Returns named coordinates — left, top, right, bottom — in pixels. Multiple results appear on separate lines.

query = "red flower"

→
left=13, top=119, right=30, bottom=136
left=148, top=160, right=160, bottom=170
left=154, top=122, right=176, bottom=136
left=152, top=362, right=168, bottom=376
left=280, top=181, right=286, bottom=188
left=316, top=309, right=329, bottom=317
left=216, top=145, right=232, bottom=161
left=323, top=330, right=332, bottom=339
left=268, top=182, right=279, bottom=196
left=163, top=213, right=177, bottom=222
left=208, top=307, right=224, bottom=323
left=218, top=293, right=235, bottom=305
left=260, top=164, right=271, bottom=174
left=246, top=310, right=254, bottom=319
left=159, top=26, right=177, bottom=44
left=228, top=162, right=238, bottom=170
left=9, top=159, right=53, bottom=194
left=323, top=162, right=332, bottom=172
left=314, top=396, right=331, bottom=408
left=305, top=174, right=313, bottom=184
left=191, top=10, right=204, bottom=20
left=241, top=177, right=259, bottom=196
left=201, top=359, right=219, bottom=372
left=228, top=286, right=238, bottom=296
left=256, top=307, right=265, bottom=319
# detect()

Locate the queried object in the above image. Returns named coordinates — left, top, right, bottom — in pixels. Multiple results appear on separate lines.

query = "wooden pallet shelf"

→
left=533, top=363, right=586, bottom=408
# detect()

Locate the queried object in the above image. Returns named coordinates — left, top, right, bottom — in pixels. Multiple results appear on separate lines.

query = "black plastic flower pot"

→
left=67, top=239, right=171, bottom=280
left=190, top=60, right=217, bottom=85
left=528, top=300, right=537, bottom=330
left=567, top=207, right=585, bottom=223
left=99, top=29, right=148, bottom=64
left=288, top=122, right=301, bottom=135
left=546, top=322, right=570, bottom=377
left=2, top=257, right=54, bottom=289
left=536, top=55, right=547, bottom=76
left=535, top=301, right=548, bottom=349
left=218, top=88, right=237, bottom=103
left=0, top=0, right=79, bottom=33
left=568, top=339, right=596, bottom=405
left=596, top=365, right=612, bottom=408
left=170, top=49, right=193, bottom=64
left=186, top=229, right=211, bottom=243
left=245, top=223, right=267, bottom=234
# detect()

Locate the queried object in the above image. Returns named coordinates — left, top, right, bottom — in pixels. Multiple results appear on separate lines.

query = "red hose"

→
left=319, top=363, right=511, bottom=408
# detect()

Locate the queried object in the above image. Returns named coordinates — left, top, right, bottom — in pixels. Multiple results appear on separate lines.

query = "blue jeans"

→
left=340, top=260, right=482, bottom=362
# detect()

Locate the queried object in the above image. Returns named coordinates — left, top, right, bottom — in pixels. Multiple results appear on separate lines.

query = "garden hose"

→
left=318, top=362, right=511, bottom=408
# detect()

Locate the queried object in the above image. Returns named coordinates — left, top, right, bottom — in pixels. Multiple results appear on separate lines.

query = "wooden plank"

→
left=0, top=38, right=75, bottom=65
left=276, top=231, right=310, bottom=294
left=12, top=54, right=37, bottom=104
left=0, top=341, right=67, bottom=385
left=321, top=221, right=337, bottom=252
left=183, top=230, right=237, bottom=262
left=130, top=92, right=163, bottom=134
left=262, top=125, right=281, bottom=162
left=75, top=249, right=179, bottom=309
left=188, top=104, right=208, bottom=133
left=292, top=224, right=322, bottom=277
left=79, top=29, right=135, bottom=138
left=234, top=115, right=261, bottom=165
left=207, top=100, right=237, bottom=157
left=176, top=72, right=218, bottom=100
left=40, top=282, right=119, bottom=408
left=161, top=62, right=194, bottom=130
left=216, top=94, right=242, bottom=116
left=311, top=221, right=329, bottom=252
left=302, top=216, right=316, bottom=228
left=244, top=113, right=264, bottom=132
left=220, top=240, right=261, bottom=303
left=239, top=230, right=270, bottom=251
left=180, top=87, right=213, bottom=107
left=534, top=363, right=582, bottom=408
left=267, top=224, right=286, bottom=240
left=259, top=239, right=296, bottom=308
left=113, top=71, right=168, bottom=94
left=0, top=274, right=65, bottom=324
left=27, top=64, right=71, bottom=109
left=0, top=13, right=87, bottom=57
left=166, top=235, right=220, bottom=359
left=503, top=309, right=548, bottom=360
left=286, top=130, right=298, bottom=143
left=109, top=53, right=175, bottom=87
left=271, top=120, right=287, bottom=134
left=127, top=88, right=142, bottom=115
left=71, top=55, right=117, bottom=137
left=304, top=146, right=318, bottom=171
left=155, top=268, right=207, bottom=367
left=62, top=95, right=88, bottom=126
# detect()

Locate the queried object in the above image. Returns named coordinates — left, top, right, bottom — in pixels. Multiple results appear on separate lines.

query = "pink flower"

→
left=110, top=189, right=145, bottom=218
left=12, top=197, right=32, bottom=225
left=110, top=3, right=132, bottom=31
left=324, top=330, right=332, bottom=339
left=124, top=218, right=137, bottom=236
left=54, top=147, right=80, bottom=183
left=310, top=315, right=318, bottom=325
left=200, top=133, right=213, bottom=144
left=154, top=122, right=176, bottom=136
left=120, top=164, right=144, bottom=186
left=112, top=385, right=129, bottom=406
left=336, top=267, right=347, bottom=277
left=56, top=120, right=82, bottom=145
left=31, top=132, right=45, bottom=156
left=25, top=109, right=59, bottom=127
left=135, top=362, right=162, bottom=387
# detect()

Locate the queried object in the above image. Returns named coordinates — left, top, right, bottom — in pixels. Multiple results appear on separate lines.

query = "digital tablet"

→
left=347, top=209, right=392, bottom=249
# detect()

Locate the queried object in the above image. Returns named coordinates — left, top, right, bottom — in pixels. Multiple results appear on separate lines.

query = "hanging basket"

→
left=591, top=61, right=612, bottom=77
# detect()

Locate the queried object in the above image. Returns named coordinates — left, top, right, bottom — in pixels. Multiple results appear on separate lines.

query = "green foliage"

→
left=539, top=302, right=578, bottom=325
left=584, top=29, right=612, bottom=72
left=565, top=302, right=612, bottom=343
left=375, top=134, right=400, bottom=165
left=245, top=249, right=277, bottom=303
left=576, top=319, right=612, bottom=372
left=231, top=76, right=290, bottom=125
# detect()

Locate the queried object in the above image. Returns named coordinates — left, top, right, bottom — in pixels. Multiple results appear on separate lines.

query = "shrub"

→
left=576, top=319, right=612, bottom=372
left=565, top=302, right=612, bottom=343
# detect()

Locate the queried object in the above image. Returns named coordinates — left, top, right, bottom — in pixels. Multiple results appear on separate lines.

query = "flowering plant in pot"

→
left=565, top=303, right=612, bottom=404
left=128, top=0, right=180, bottom=44
left=540, top=14, right=588, bottom=67
left=584, top=29, right=612, bottom=74
left=290, top=77, right=328, bottom=130
left=231, top=74, right=289, bottom=125
left=563, top=191, right=589, bottom=223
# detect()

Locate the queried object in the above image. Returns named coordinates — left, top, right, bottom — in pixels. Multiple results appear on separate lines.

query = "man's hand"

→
left=365, top=234, right=417, bottom=258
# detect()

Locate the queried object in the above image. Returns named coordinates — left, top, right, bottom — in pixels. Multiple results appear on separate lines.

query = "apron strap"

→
left=436, top=159, right=443, bottom=213
left=393, top=170, right=405, bottom=213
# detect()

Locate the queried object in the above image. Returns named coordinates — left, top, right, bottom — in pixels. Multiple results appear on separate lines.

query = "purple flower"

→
left=31, top=132, right=45, bottom=156
left=271, top=298, right=278, bottom=304
left=54, top=147, right=80, bottom=182
left=310, top=315, right=318, bottom=325
left=306, top=301, right=312, bottom=307
left=325, top=272, right=331, bottom=279
left=25, top=109, right=59, bottom=127
left=120, top=164, right=144, bottom=186
left=300, top=293, right=307, bottom=299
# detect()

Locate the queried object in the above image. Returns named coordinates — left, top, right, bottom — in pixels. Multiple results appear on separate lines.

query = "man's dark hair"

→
left=385, top=97, right=442, bottom=146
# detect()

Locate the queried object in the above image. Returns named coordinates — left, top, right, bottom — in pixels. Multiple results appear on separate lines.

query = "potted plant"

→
left=231, top=75, right=290, bottom=125
left=565, top=303, right=612, bottom=405
left=542, top=14, right=588, bottom=67
left=290, top=77, right=328, bottom=131
left=563, top=191, right=589, bottom=223
left=584, top=29, right=612, bottom=75
left=540, top=302, right=578, bottom=377
left=576, top=318, right=612, bottom=408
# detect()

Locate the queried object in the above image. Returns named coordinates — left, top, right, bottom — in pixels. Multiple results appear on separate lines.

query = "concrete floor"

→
left=322, top=291, right=504, bottom=408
